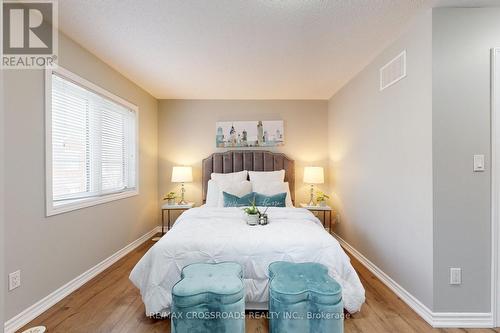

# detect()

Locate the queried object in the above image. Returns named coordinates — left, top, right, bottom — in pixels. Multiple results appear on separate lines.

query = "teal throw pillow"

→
left=254, top=192, right=287, bottom=207
left=223, top=192, right=256, bottom=207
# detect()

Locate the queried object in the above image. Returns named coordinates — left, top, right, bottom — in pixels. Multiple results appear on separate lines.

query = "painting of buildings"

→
left=215, top=120, right=284, bottom=148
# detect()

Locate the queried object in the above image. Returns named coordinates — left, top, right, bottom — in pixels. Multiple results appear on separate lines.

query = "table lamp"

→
left=171, top=166, right=193, bottom=205
left=303, top=166, right=324, bottom=206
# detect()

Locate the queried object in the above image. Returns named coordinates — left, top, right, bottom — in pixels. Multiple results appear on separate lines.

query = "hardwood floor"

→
left=19, top=236, right=500, bottom=333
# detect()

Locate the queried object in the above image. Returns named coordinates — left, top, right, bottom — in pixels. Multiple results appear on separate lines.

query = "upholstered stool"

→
left=269, top=261, right=343, bottom=333
left=171, top=262, right=245, bottom=333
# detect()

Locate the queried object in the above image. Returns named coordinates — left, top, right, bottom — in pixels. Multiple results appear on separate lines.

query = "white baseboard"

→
left=432, top=312, right=493, bottom=328
left=4, top=226, right=161, bottom=333
left=333, top=233, right=493, bottom=328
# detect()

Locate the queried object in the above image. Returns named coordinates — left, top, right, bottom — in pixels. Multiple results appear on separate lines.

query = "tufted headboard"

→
left=202, top=150, right=295, bottom=204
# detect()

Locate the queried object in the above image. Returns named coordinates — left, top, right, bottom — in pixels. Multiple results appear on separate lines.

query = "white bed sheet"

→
left=129, top=207, right=365, bottom=315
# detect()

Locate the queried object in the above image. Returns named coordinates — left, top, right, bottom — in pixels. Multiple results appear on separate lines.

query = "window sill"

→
left=46, top=190, right=138, bottom=217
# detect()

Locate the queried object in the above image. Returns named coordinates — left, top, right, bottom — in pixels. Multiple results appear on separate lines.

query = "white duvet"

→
left=129, top=207, right=365, bottom=315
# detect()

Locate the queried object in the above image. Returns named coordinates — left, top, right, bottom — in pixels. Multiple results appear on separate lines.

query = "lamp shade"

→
left=171, top=166, right=193, bottom=183
left=303, top=166, right=324, bottom=184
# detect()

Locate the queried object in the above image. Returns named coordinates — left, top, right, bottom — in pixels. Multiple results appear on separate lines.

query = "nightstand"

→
left=300, top=204, right=334, bottom=233
left=152, top=202, right=195, bottom=241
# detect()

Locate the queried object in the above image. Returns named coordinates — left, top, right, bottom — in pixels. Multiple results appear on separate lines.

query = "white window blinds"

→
left=50, top=72, right=137, bottom=206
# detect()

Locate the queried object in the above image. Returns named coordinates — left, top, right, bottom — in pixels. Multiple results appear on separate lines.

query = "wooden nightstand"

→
left=152, top=202, right=195, bottom=241
left=299, top=204, right=334, bottom=233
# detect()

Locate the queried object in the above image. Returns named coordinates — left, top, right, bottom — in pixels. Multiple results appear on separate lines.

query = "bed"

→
left=129, top=151, right=365, bottom=316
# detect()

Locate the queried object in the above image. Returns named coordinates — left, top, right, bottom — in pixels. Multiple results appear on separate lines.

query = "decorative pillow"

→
left=223, top=192, right=256, bottom=207
left=252, top=181, right=294, bottom=207
left=254, top=192, right=287, bottom=207
left=206, top=179, right=253, bottom=207
left=217, top=180, right=252, bottom=207
left=211, top=170, right=248, bottom=183
left=248, top=170, right=285, bottom=184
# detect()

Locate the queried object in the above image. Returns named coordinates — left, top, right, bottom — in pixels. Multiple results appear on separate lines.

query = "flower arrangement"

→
left=243, top=198, right=260, bottom=225
left=163, top=191, right=177, bottom=205
left=316, top=191, right=330, bottom=206
left=243, top=198, right=260, bottom=215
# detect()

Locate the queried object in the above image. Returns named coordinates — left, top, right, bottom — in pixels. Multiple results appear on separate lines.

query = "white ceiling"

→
left=58, top=0, right=499, bottom=100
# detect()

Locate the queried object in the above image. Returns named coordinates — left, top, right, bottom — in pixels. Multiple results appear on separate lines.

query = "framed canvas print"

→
left=216, top=120, right=284, bottom=148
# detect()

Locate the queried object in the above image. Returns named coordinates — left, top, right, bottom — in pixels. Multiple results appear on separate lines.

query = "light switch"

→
left=473, top=155, right=485, bottom=172
left=450, top=267, right=462, bottom=285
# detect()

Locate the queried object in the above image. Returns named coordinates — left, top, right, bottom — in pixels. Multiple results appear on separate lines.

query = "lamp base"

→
left=178, top=182, right=187, bottom=205
left=308, top=184, right=315, bottom=206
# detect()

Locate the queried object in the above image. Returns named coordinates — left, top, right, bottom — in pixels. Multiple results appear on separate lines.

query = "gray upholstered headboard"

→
left=202, top=150, right=295, bottom=204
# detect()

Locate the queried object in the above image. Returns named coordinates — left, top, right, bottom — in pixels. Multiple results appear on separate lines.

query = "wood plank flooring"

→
left=19, top=236, right=500, bottom=333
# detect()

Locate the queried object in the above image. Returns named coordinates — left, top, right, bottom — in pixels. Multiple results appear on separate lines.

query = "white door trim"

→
left=491, top=47, right=500, bottom=327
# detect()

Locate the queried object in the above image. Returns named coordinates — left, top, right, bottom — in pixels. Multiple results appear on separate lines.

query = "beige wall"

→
left=3, top=33, right=158, bottom=319
left=158, top=100, right=329, bottom=207
left=328, top=11, right=434, bottom=308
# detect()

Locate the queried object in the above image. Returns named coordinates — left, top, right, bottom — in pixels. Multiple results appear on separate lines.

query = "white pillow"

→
left=205, top=179, right=253, bottom=207
left=248, top=170, right=285, bottom=184
left=252, top=181, right=294, bottom=207
left=205, top=180, right=220, bottom=207
left=211, top=170, right=248, bottom=182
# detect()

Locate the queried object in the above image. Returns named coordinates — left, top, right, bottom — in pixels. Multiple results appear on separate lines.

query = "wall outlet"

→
left=8, top=270, right=21, bottom=291
left=450, top=267, right=461, bottom=285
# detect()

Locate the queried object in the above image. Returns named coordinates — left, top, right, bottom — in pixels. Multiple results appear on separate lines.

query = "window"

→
left=46, top=67, right=138, bottom=216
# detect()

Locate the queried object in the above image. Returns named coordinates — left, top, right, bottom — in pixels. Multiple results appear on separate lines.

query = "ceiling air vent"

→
left=380, top=50, right=406, bottom=91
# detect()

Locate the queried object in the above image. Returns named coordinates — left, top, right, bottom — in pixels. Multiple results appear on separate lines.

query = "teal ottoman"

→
left=171, top=262, right=245, bottom=333
left=269, top=261, right=343, bottom=333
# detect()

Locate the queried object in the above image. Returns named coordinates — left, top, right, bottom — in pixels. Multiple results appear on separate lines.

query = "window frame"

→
left=45, top=66, right=139, bottom=217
